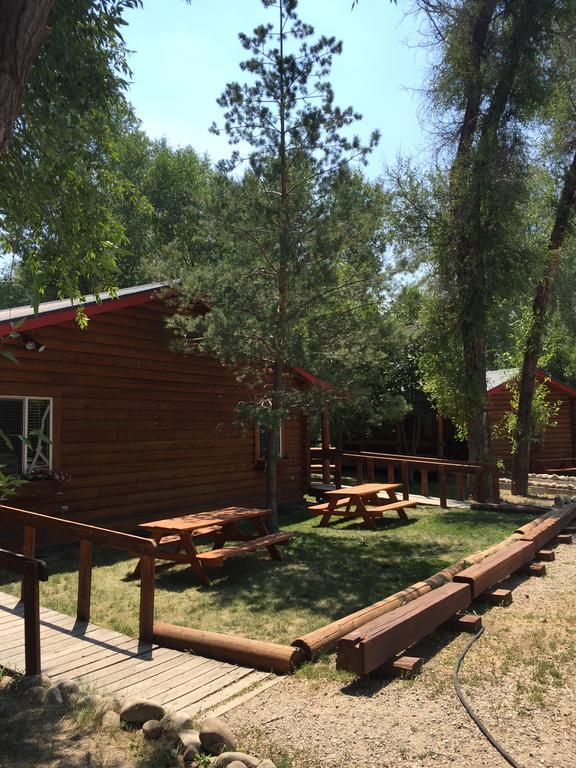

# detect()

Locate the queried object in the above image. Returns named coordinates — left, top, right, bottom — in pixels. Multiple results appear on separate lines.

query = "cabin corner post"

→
left=139, top=554, right=155, bottom=643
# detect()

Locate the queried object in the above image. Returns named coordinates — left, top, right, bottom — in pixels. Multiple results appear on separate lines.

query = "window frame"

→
left=0, top=395, right=53, bottom=474
left=255, top=423, right=284, bottom=465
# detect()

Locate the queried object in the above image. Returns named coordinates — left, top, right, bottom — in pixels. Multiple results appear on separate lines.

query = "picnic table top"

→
left=140, top=506, right=271, bottom=534
left=325, top=483, right=401, bottom=498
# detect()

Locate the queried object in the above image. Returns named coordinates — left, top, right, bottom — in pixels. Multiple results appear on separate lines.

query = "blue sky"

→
left=123, top=0, right=430, bottom=177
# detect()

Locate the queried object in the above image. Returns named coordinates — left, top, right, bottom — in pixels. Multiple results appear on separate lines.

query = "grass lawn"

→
left=0, top=504, right=536, bottom=645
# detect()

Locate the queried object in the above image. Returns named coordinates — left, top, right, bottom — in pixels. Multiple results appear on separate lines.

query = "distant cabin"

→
left=345, top=368, right=576, bottom=472
left=0, top=284, right=321, bottom=539
left=486, top=368, right=576, bottom=472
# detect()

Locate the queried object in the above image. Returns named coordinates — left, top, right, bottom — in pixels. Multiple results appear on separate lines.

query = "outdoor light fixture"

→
left=23, top=335, right=46, bottom=353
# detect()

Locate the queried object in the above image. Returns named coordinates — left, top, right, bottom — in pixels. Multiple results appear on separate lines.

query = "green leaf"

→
left=1, top=349, right=20, bottom=365
left=0, top=431, right=14, bottom=452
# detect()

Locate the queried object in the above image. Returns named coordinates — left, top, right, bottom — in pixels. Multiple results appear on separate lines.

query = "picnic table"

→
left=136, top=506, right=293, bottom=586
left=309, top=482, right=416, bottom=529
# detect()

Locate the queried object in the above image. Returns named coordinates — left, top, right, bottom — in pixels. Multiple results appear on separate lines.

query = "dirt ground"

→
left=223, top=539, right=576, bottom=768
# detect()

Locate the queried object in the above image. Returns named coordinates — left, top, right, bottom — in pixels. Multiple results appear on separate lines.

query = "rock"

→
left=554, top=495, right=563, bottom=506
left=256, top=761, right=277, bottom=768
left=179, top=730, right=202, bottom=751
left=26, top=685, right=46, bottom=704
left=120, top=699, right=165, bottom=726
left=571, top=496, right=576, bottom=503
left=212, top=753, right=261, bottom=768
left=142, top=719, right=162, bottom=739
left=56, top=679, right=80, bottom=700
left=45, top=685, right=64, bottom=705
left=102, top=711, right=121, bottom=729
left=199, top=717, right=237, bottom=755
left=19, top=674, right=50, bottom=690
left=161, top=711, right=194, bottom=734
left=227, top=763, right=247, bottom=768
left=182, top=743, right=200, bottom=764
left=101, top=697, right=122, bottom=713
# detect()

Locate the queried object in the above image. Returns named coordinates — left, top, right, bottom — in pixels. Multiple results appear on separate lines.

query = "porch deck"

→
left=0, top=591, right=269, bottom=715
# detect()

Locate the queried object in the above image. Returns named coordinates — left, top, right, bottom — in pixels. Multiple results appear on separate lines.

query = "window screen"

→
left=0, top=397, right=52, bottom=474
left=26, top=399, right=51, bottom=472
left=0, top=399, right=24, bottom=474
left=256, top=425, right=282, bottom=461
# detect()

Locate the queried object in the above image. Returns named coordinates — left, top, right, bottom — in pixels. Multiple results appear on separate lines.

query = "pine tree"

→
left=170, top=0, right=379, bottom=527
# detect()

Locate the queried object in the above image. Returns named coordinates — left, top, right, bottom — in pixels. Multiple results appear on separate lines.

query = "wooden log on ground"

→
left=154, top=622, right=304, bottom=673
left=453, top=540, right=536, bottom=598
left=293, top=533, right=522, bottom=660
left=336, top=582, right=472, bottom=675
left=471, top=502, right=551, bottom=514
left=556, top=533, right=573, bottom=545
left=293, top=581, right=433, bottom=660
left=516, top=511, right=576, bottom=550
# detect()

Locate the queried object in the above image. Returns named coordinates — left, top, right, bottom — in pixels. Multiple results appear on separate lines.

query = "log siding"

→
left=0, top=301, right=305, bottom=535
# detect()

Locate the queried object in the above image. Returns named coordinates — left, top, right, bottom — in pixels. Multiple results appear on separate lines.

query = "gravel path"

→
left=223, top=540, right=576, bottom=768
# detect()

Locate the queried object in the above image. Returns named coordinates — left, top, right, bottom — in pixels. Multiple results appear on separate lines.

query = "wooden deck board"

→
left=0, top=590, right=270, bottom=714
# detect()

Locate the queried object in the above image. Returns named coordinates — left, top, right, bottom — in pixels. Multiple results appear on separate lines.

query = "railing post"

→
left=421, top=468, right=429, bottom=496
left=334, top=451, right=342, bottom=489
left=475, top=471, right=486, bottom=503
left=387, top=463, right=395, bottom=483
left=77, top=539, right=93, bottom=623
left=139, top=554, right=155, bottom=643
left=456, top=473, right=464, bottom=501
left=401, top=462, right=409, bottom=500
left=22, top=561, right=41, bottom=676
left=439, top=466, right=447, bottom=508
left=367, top=459, right=375, bottom=483
left=21, top=526, right=36, bottom=601
left=491, top=465, right=501, bottom=503
left=356, top=462, right=364, bottom=484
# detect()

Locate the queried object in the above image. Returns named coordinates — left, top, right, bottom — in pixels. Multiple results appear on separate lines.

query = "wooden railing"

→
left=0, top=505, right=158, bottom=642
left=0, top=547, right=48, bottom=674
left=310, top=448, right=500, bottom=508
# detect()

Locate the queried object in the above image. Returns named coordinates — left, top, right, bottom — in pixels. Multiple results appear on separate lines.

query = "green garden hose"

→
left=453, top=627, right=524, bottom=768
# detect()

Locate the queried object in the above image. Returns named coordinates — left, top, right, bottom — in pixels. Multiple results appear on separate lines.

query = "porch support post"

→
left=321, top=402, right=331, bottom=485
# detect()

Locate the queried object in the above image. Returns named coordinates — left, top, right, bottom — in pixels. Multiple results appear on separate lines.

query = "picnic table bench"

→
left=137, top=507, right=293, bottom=586
left=309, top=483, right=416, bottom=529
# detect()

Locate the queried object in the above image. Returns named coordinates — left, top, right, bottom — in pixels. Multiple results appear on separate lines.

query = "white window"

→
left=0, top=397, right=52, bottom=474
left=256, top=424, right=283, bottom=462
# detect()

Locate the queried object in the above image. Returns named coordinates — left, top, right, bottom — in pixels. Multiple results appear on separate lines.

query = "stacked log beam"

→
left=293, top=503, right=576, bottom=661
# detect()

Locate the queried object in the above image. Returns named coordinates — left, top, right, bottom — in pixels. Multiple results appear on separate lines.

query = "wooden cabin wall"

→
left=0, top=301, right=304, bottom=534
left=488, top=388, right=576, bottom=470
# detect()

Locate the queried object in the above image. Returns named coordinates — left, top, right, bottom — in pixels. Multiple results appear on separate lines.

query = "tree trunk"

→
left=0, top=0, right=53, bottom=155
left=462, top=329, right=491, bottom=462
left=265, top=360, right=283, bottom=533
left=511, top=148, right=576, bottom=495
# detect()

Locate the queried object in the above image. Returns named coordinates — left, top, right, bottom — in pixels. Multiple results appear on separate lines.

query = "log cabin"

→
left=344, top=368, right=576, bottom=472
left=486, top=368, right=576, bottom=472
left=0, top=283, right=322, bottom=539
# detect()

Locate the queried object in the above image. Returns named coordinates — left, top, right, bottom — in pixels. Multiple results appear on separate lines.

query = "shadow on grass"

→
left=0, top=504, right=537, bottom=648
left=153, top=526, right=461, bottom=625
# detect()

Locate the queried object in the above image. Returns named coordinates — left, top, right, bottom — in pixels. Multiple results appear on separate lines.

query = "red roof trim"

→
left=292, top=366, right=334, bottom=392
left=488, top=370, right=576, bottom=399
left=0, top=288, right=161, bottom=335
